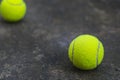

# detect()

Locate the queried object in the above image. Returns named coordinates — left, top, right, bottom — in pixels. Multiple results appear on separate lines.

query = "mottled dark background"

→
left=0, top=0, right=120, bottom=80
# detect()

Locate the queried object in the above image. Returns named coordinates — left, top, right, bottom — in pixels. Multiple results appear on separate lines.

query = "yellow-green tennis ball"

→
left=0, top=0, right=26, bottom=22
left=68, top=34, right=104, bottom=70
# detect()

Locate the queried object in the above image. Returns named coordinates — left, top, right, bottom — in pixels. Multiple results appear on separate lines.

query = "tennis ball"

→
left=0, top=0, right=26, bottom=22
left=68, top=34, right=104, bottom=70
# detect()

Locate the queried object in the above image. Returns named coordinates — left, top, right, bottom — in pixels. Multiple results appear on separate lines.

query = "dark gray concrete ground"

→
left=0, top=0, right=120, bottom=80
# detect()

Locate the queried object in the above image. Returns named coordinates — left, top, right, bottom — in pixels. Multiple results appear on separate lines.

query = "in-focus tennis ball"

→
left=0, top=0, right=26, bottom=22
left=68, top=34, right=104, bottom=70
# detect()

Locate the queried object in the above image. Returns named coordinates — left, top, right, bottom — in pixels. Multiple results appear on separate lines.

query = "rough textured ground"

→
left=0, top=0, right=120, bottom=80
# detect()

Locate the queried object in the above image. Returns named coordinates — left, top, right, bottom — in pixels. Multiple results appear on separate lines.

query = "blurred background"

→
left=0, top=0, right=120, bottom=80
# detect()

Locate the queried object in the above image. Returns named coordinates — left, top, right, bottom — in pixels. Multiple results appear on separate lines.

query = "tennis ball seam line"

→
left=96, top=41, right=100, bottom=67
left=71, top=40, right=75, bottom=64
left=5, top=0, right=23, bottom=6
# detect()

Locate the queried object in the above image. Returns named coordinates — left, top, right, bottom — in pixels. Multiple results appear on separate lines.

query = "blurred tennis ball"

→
left=0, top=0, right=26, bottom=22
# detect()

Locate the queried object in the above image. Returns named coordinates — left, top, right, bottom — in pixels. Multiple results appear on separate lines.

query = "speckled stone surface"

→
left=0, top=0, right=120, bottom=80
